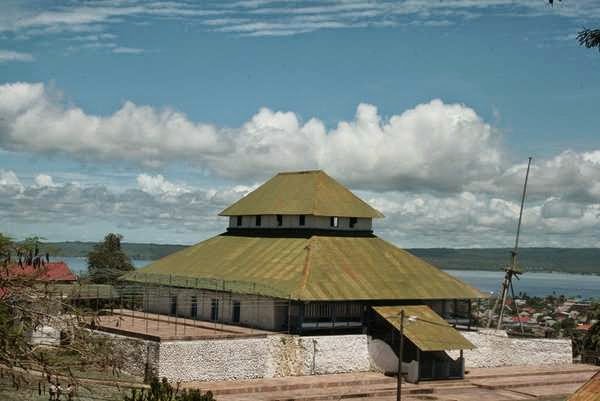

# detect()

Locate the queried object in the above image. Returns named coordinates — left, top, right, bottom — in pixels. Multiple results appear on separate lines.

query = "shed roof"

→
left=219, top=170, right=383, bottom=218
left=123, top=234, right=486, bottom=301
left=373, top=305, right=475, bottom=351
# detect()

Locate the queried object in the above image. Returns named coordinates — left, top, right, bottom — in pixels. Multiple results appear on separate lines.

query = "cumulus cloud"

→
left=368, top=190, right=600, bottom=248
left=0, top=171, right=247, bottom=239
left=137, top=174, right=190, bottom=197
left=0, top=82, right=225, bottom=168
left=0, top=82, right=503, bottom=193
left=472, top=150, right=600, bottom=203
left=34, top=174, right=58, bottom=188
left=2, top=81, right=600, bottom=246
left=0, top=169, right=24, bottom=193
left=1, top=170, right=599, bottom=247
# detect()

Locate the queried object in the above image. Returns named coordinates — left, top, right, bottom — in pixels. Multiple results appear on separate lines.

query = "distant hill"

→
left=41, top=241, right=187, bottom=261
left=408, top=248, right=600, bottom=275
left=41, top=242, right=600, bottom=275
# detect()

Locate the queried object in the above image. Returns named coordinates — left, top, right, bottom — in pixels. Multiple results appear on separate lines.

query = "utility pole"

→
left=488, top=157, right=532, bottom=332
left=396, top=310, right=405, bottom=401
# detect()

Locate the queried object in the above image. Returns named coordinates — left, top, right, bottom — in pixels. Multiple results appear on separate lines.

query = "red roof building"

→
left=512, top=316, right=530, bottom=323
left=2, top=262, right=77, bottom=283
left=576, top=323, right=592, bottom=332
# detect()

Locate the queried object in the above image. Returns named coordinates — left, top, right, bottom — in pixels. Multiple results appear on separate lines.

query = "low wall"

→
left=96, top=328, right=573, bottom=381
left=92, top=331, right=160, bottom=378
left=158, top=334, right=372, bottom=382
left=297, top=335, right=371, bottom=375
left=159, top=337, right=269, bottom=381
left=449, top=329, right=572, bottom=368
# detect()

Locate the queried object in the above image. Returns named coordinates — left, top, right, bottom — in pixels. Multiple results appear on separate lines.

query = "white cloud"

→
left=1, top=1, right=598, bottom=39
left=472, top=150, right=600, bottom=203
left=137, top=174, right=190, bottom=196
left=34, top=174, right=57, bottom=188
left=369, top=190, right=600, bottom=248
left=0, top=82, right=225, bottom=168
left=0, top=50, right=34, bottom=63
left=0, top=169, right=24, bottom=193
left=112, top=46, right=145, bottom=54
left=2, top=170, right=600, bottom=247
left=0, top=82, right=502, bottom=193
left=2, top=81, right=600, bottom=247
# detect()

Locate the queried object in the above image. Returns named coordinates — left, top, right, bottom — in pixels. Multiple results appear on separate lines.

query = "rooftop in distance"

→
left=219, top=170, right=384, bottom=219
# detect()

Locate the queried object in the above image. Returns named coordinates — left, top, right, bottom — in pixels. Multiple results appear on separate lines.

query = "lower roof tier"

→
left=123, top=233, right=486, bottom=301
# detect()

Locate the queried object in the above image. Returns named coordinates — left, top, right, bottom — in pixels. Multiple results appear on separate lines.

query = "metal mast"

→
left=488, top=157, right=532, bottom=332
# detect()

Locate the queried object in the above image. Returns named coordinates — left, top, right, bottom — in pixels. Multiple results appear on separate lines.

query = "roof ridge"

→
left=311, top=170, right=321, bottom=213
left=277, top=170, right=323, bottom=175
left=297, top=236, right=314, bottom=297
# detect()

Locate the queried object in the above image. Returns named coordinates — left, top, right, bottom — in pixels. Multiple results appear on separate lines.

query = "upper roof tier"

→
left=219, top=170, right=384, bottom=219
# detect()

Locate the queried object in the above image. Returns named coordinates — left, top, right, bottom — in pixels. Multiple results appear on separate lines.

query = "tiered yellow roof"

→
left=125, top=235, right=486, bottom=301
left=219, top=170, right=383, bottom=218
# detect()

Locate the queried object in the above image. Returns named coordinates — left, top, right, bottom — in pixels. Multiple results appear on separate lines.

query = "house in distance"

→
left=124, top=170, right=486, bottom=381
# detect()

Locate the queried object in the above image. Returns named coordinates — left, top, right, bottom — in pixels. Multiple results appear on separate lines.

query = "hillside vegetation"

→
left=409, top=248, right=600, bottom=274
left=40, top=242, right=600, bottom=274
left=40, top=241, right=187, bottom=260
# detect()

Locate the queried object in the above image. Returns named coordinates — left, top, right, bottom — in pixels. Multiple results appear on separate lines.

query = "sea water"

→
left=59, top=257, right=600, bottom=299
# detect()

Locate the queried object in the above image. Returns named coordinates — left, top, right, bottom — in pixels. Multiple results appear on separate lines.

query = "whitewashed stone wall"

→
left=159, top=337, right=269, bottom=381
left=158, top=334, right=372, bottom=382
left=448, top=329, right=572, bottom=368
left=297, top=335, right=372, bottom=375
left=92, top=331, right=159, bottom=378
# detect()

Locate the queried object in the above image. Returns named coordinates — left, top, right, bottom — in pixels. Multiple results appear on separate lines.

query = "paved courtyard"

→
left=183, top=364, right=599, bottom=401
left=95, top=309, right=273, bottom=340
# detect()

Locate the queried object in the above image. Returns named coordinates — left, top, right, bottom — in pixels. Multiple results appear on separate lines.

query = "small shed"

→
left=372, top=305, right=475, bottom=382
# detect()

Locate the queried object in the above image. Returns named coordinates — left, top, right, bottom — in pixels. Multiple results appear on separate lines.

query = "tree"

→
left=0, top=233, right=123, bottom=391
left=548, top=1, right=600, bottom=51
left=560, top=317, right=576, bottom=337
left=88, top=233, right=134, bottom=284
left=583, top=321, right=600, bottom=354
left=578, top=28, right=600, bottom=51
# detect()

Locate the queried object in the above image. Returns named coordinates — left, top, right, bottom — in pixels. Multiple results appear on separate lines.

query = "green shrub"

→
left=124, top=377, right=215, bottom=401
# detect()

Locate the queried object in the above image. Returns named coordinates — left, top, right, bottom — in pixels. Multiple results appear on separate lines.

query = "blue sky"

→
left=1, top=0, right=599, bottom=248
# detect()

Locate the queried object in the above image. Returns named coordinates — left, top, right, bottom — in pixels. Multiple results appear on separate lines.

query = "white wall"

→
left=447, top=329, right=572, bottom=368
left=157, top=334, right=372, bottom=382
left=144, top=288, right=284, bottom=331
left=228, top=215, right=372, bottom=231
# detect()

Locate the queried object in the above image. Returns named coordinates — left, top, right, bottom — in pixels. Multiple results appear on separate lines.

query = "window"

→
left=232, top=300, right=241, bottom=323
left=255, top=215, right=262, bottom=226
left=349, top=217, right=357, bottom=228
left=330, top=216, right=339, bottom=228
left=236, top=216, right=242, bottom=226
left=190, top=296, right=198, bottom=318
left=276, top=214, right=283, bottom=226
left=169, top=295, right=177, bottom=316
left=210, top=299, right=219, bottom=321
left=299, top=215, right=306, bottom=226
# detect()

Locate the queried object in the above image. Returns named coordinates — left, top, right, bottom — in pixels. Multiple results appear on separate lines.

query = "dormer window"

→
left=255, top=215, right=262, bottom=226
left=330, top=216, right=339, bottom=228
left=236, top=216, right=243, bottom=226
left=299, top=215, right=306, bottom=226
left=349, top=217, right=357, bottom=228
left=277, top=214, right=283, bottom=226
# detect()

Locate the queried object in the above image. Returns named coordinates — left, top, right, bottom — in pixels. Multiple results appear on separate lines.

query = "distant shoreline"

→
left=42, top=242, right=600, bottom=276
